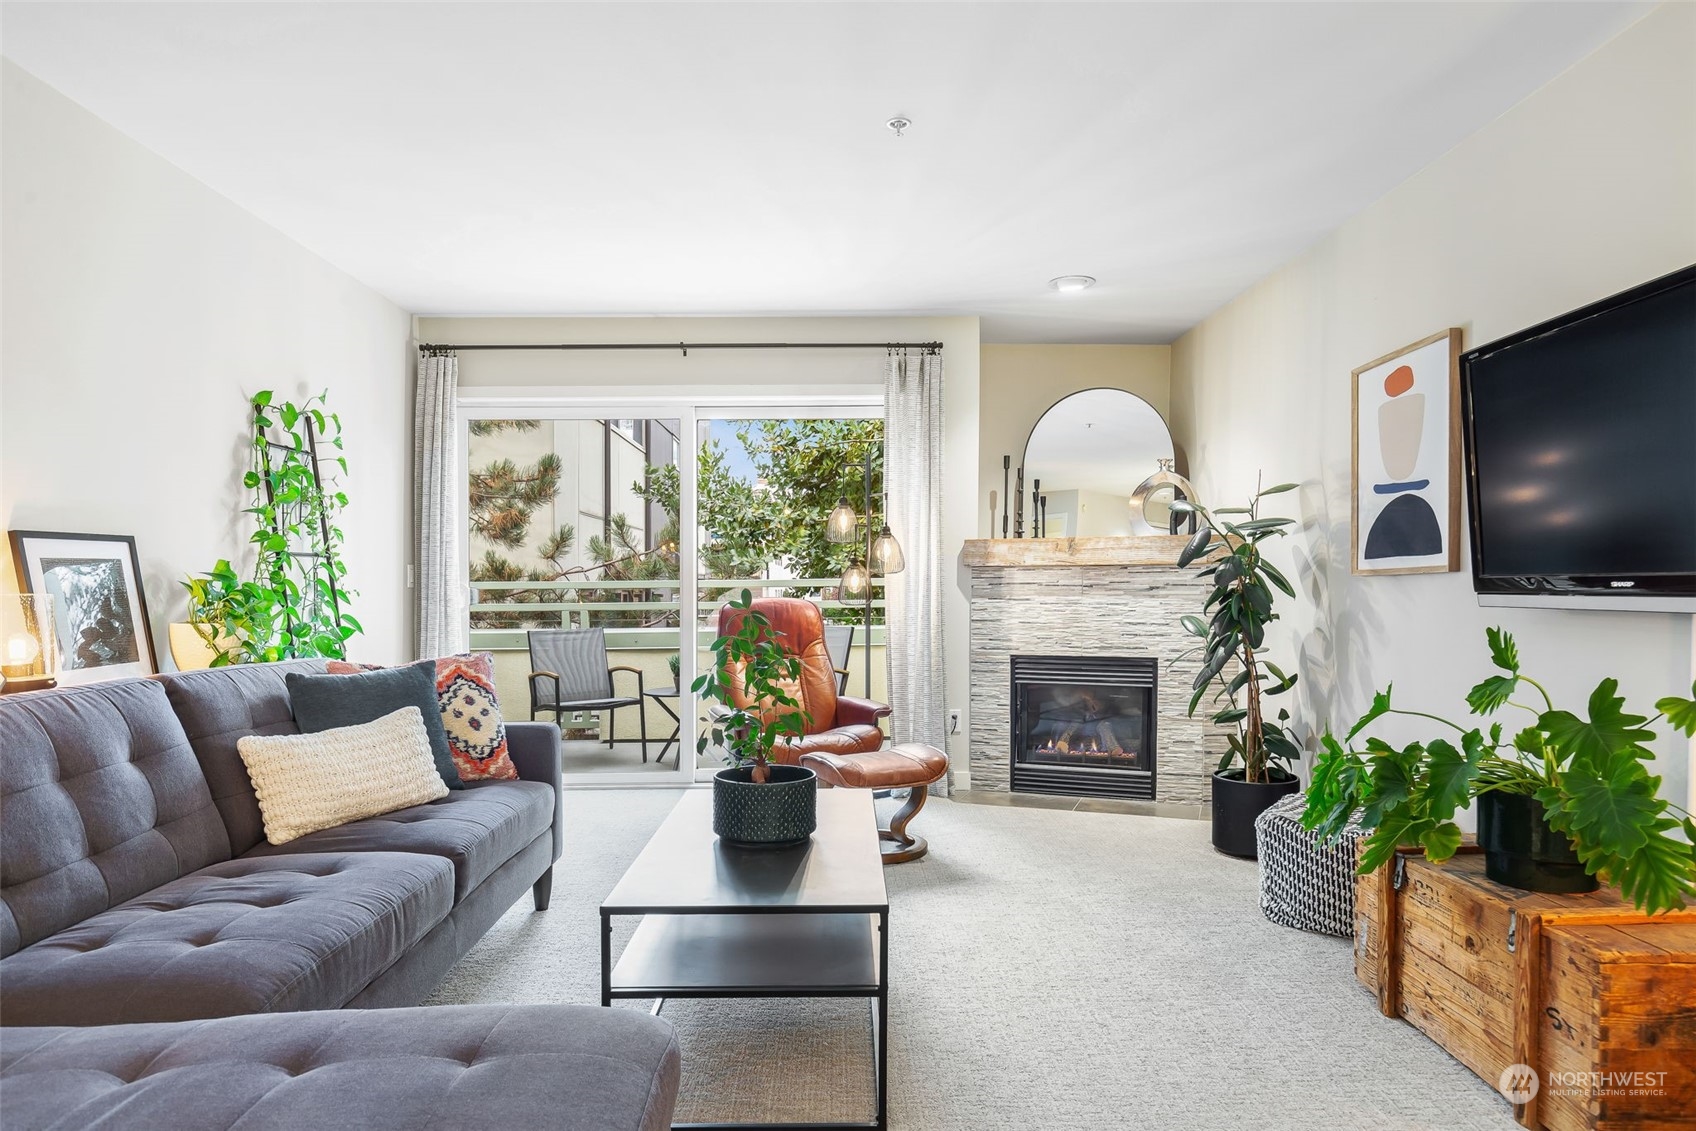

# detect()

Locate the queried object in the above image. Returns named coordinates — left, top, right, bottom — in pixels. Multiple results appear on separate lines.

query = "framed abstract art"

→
left=1351, top=329, right=1463, bottom=576
left=9, top=530, right=158, bottom=684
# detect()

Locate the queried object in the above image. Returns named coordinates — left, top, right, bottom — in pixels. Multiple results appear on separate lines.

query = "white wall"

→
left=0, top=61, right=415, bottom=665
left=420, top=314, right=982, bottom=784
left=1169, top=4, right=1695, bottom=808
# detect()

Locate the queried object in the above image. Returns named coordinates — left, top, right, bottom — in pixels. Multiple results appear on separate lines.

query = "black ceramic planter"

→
left=713, top=764, right=818, bottom=847
left=1477, top=791, right=1598, bottom=894
left=1211, top=769, right=1300, bottom=859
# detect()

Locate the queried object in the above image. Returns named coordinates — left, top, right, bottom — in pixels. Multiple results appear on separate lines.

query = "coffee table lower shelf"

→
left=601, top=910, right=889, bottom=1130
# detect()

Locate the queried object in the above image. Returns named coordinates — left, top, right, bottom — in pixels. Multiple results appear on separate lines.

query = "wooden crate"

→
left=1355, top=847, right=1696, bottom=1130
left=1539, top=920, right=1696, bottom=1130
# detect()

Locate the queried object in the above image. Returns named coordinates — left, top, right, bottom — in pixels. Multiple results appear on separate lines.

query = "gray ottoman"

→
left=0, top=1004, right=680, bottom=1131
left=1255, top=793, right=1365, bottom=937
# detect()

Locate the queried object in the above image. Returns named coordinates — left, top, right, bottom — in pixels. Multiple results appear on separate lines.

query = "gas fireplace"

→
left=1010, top=654, right=1157, bottom=799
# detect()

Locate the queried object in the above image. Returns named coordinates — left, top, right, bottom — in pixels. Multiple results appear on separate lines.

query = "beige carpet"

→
left=427, top=788, right=1518, bottom=1130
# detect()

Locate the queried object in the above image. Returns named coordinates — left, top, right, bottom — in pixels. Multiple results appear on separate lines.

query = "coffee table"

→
left=600, top=788, right=890, bottom=1130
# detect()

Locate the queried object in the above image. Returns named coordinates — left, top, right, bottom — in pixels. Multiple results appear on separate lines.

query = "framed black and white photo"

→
left=9, top=531, right=157, bottom=684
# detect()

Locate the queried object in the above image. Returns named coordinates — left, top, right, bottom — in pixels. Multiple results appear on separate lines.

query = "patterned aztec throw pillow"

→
left=328, top=653, right=517, bottom=782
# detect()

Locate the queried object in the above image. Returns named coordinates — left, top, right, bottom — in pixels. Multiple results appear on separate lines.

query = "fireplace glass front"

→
left=1010, top=655, right=1157, bottom=799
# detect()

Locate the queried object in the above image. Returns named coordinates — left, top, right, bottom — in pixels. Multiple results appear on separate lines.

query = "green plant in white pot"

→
left=1171, top=476, right=1305, bottom=858
left=693, top=590, right=814, bottom=846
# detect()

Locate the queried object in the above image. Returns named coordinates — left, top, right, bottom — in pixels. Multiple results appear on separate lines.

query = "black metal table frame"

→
left=600, top=903, right=890, bottom=1131
left=643, top=687, right=683, bottom=765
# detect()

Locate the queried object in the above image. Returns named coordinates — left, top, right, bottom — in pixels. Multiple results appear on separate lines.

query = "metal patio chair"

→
left=824, top=622, right=855, bottom=695
left=527, top=627, right=649, bottom=762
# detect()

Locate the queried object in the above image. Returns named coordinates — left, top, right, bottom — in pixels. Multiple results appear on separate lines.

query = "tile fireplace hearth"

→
left=965, top=540, right=1230, bottom=810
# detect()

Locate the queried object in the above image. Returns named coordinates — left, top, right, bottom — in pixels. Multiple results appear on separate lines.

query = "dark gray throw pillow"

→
left=286, top=660, right=462, bottom=790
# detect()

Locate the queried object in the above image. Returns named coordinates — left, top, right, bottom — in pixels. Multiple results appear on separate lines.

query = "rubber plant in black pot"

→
left=1170, top=477, right=1305, bottom=858
left=694, top=589, right=814, bottom=847
left=1301, top=627, right=1696, bottom=915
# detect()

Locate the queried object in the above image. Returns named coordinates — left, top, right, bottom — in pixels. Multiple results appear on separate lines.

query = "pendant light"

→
left=870, top=524, right=905, bottom=574
left=837, top=558, right=870, bottom=600
left=825, top=497, right=858, bottom=543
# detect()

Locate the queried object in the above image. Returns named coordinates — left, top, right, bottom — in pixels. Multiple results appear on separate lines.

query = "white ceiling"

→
left=0, top=2, right=1649, bottom=342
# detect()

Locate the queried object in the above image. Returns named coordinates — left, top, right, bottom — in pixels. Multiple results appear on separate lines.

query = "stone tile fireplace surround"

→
left=964, top=537, right=1230, bottom=810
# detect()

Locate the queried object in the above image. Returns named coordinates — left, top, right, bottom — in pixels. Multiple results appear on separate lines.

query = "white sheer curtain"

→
left=884, top=349, right=948, bottom=791
left=414, top=349, right=465, bottom=658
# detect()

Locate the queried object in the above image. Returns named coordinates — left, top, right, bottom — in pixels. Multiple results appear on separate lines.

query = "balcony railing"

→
left=468, top=577, right=885, bottom=651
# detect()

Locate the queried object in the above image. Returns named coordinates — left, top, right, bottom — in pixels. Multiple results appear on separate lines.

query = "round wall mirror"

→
left=1022, top=389, right=1177, bottom=537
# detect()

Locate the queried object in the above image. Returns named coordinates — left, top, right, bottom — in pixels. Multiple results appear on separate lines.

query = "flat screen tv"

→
left=1460, top=265, right=1696, bottom=613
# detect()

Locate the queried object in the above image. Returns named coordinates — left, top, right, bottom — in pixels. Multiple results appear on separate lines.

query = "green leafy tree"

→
left=469, top=419, right=541, bottom=437
left=636, top=442, right=769, bottom=592
left=471, top=418, right=885, bottom=632
left=581, top=513, right=680, bottom=628
left=468, top=454, right=562, bottom=548
left=735, top=419, right=884, bottom=586
left=636, top=419, right=886, bottom=609
left=468, top=525, right=574, bottom=630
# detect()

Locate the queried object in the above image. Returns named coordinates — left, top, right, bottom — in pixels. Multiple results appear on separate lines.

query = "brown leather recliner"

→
left=717, top=597, right=890, bottom=764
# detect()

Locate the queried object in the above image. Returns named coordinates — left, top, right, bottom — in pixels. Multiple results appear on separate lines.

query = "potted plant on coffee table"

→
left=1171, top=475, right=1305, bottom=858
left=694, top=589, right=815, bottom=847
left=1301, top=627, right=1696, bottom=914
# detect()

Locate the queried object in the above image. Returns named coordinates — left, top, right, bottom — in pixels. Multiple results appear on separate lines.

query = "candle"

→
left=1002, top=456, right=1010, bottom=537
left=7, top=632, right=37, bottom=664
left=1014, top=466, right=1024, bottom=537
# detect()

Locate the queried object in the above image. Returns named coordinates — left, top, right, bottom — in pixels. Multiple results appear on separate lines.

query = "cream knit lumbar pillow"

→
left=237, top=705, right=449, bottom=845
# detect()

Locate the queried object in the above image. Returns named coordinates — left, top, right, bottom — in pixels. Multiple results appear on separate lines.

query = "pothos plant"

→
left=692, top=590, right=807, bottom=783
left=1301, top=627, right=1696, bottom=915
left=185, top=390, right=361, bottom=664
left=1171, top=475, right=1304, bottom=784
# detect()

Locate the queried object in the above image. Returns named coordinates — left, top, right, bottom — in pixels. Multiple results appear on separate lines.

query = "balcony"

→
left=469, top=578, right=888, bottom=751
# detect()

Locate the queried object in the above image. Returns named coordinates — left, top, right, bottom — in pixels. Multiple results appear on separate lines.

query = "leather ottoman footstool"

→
left=800, top=743, right=949, bottom=863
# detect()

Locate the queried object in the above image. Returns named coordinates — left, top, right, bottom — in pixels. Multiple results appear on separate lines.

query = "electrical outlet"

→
left=947, top=708, right=961, bottom=735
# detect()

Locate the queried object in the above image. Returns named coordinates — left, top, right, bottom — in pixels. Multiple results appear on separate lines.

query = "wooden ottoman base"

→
left=800, top=743, right=949, bottom=865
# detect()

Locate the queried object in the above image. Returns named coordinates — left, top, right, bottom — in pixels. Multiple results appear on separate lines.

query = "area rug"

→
left=426, top=788, right=1516, bottom=1130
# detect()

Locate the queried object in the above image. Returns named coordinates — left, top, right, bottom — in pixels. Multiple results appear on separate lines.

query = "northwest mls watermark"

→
left=1498, top=1063, right=1668, bottom=1104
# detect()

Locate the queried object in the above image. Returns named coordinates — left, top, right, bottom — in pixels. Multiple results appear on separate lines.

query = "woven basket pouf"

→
left=1254, top=792, right=1364, bottom=937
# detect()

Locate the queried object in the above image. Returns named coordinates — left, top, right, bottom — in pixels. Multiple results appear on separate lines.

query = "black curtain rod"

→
left=416, top=341, right=943, bottom=355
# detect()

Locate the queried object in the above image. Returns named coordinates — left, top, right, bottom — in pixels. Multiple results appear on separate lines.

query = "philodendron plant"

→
left=1301, top=627, right=1696, bottom=915
left=1171, top=475, right=1304, bottom=784
left=185, top=389, right=360, bottom=664
left=692, top=590, right=807, bottom=783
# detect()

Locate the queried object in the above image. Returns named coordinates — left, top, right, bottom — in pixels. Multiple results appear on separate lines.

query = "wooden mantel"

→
left=961, top=534, right=1189, bottom=568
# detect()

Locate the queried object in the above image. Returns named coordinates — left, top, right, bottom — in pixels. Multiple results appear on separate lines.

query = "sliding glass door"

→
left=462, top=406, right=696, bottom=785
left=691, top=405, right=886, bottom=781
left=459, top=397, right=883, bottom=786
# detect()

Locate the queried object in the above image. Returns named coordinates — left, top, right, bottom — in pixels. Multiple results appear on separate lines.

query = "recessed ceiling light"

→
left=1049, top=275, right=1096, bottom=293
left=886, top=116, right=912, bottom=137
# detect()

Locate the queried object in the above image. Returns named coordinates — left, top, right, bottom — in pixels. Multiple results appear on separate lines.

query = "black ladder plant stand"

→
left=254, top=402, right=346, bottom=650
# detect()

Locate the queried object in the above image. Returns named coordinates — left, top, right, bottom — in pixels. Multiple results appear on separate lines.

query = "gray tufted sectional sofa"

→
left=0, top=661, right=680, bottom=1130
